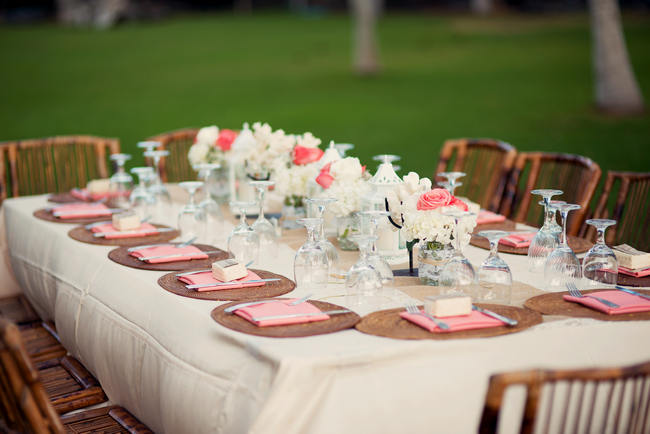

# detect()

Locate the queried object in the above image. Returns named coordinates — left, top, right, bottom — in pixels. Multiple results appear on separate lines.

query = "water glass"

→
left=582, top=219, right=618, bottom=286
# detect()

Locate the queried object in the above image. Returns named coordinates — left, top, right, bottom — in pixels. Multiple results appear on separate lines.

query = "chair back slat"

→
left=147, top=128, right=199, bottom=183
left=500, top=152, right=601, bottom=236
left=479, top=361, right=650, bottom=434
left=435, top=138, right=517, bottom=212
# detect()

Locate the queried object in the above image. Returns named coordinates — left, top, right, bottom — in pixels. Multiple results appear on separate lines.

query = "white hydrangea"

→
left=329, top=157, right=363, bottom=184
left=195, top=126, right=219, bottom=146
left=296, top=132, right=321, bottom=148
left=322, top=178, right=370, bottom=217
left=272, top=161, right=320, bottom=198
left=244, top=122, right=297, bottom=174
left=187, top=142, right=211, bottom=166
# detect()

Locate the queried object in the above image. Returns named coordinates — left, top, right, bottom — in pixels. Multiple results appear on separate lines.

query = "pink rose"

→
left=293, top=145, right=324, bottom=166
left=216, top=129, right=238, bottom=151
left=316, top=162, right=334, bottom=189
left=449, top=197, right=468, bottom=211
left=416, top=188, right=452, bottom=211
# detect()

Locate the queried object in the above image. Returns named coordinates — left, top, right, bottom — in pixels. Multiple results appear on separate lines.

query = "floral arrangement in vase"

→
left=187, top=125, right=239, bottom=166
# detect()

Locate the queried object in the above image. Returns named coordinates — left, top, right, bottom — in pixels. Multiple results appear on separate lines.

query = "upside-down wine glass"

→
left=477, top=230, right=512, bottom=304
left=437, top=172, right=465, bottom=196
left=144, top=149, right=172, bottom=221
left=546, top=200, right=565, bottom=235
left=439, top=209, right=476, bottom=290
left=346, top=235, right=383, bottom=304
left=228, top=201, right=260, bottom=266
left=194, top=163, right=225, bottom=244
left=358, top=210, right=394, bottom=285
left=372, top=154, right=401, bottom=169
left=129, top=167, right=155, bottom=220
left=334, top=143, right=354, bottom=157
left=109, top=153, right=133, bottom=208
left=527, top=189, right=564, bottom=272
left=582, top=219, right=618, bottom=286
left=305, top=197, right=339, bottom=274
left=178, top=181, right=206, bottom=242
left=249, top=180, right=278, bottom=254
left=293, top=218, right=329, bottom=290
left=544, top=203, right=582, bottom=291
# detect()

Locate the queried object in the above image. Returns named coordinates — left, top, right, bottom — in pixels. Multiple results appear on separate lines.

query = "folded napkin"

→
left=618, top=266, right=650, bottom=278
left=178, top=270, right=265, bottom=292
left=234, top=299, right=329, bottom=327
left=500, top=232, right=536, bottom=248
left=52, top=203, right=111, bottom=219
left=399, top=309, right=504, bottom=333
left=563, top=290, right=650, bottom=315
left=90, top=223, right=159, bottom=239
left=71, top=188, right=129, bottom=202
left=477, top=210, right=507, bottom=225
left=129, top=245, right=208, bottom=263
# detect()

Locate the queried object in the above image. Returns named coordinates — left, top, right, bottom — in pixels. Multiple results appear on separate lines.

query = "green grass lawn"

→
left=1, top=11, right=649, bottom=180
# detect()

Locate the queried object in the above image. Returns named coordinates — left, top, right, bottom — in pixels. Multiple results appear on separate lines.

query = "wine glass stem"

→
left=560, top=210, right=569, bottom=247
left=239, top=209, right=246, bottom=226
left=307, top=226, right=317, bottom=243
left=489, top=238, right=499, bottom=258
left=258, top=189, right=265, bottom=220
left=454, top=217, right=462, bottom=253
left=597, top=227, right=606, bottom=245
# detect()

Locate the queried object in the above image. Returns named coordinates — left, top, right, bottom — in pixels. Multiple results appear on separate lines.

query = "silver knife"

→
left=54, top=208, right=122, bottom=216
left=472, top=305, right=518, bottom=326
left=251, top=309, right=351, bottom=322
left=127, top=237, right=195, bottom=253
left=615, top=286, right=650, bottom=301
left=137, top=250, right=220, bottom=261
left=186, top=278, right=280, bottom=289
left=93, top=227, right=175, bottom=238
left=224, top=294, right=312, bottom=314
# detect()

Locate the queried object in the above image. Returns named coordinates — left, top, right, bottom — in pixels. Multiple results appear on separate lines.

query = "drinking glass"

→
left=227, top=201, right=260, bottom=266
left=437, top=172, right=466, bottom=195
left=334, top=143, right=354, bottom=157
left=582, top=219, right=618, bottom=286
left=293, top=218, right=329, bottom=290
left=477, top=230, right=512, bottom=304
left=194, top=163, right=225, bottom=244
left=527, top=189, right=564, bottom=272
left=358, top=210, right=394, bottom=285
left=109, top=153, right=133, bottom=208
left=305, top=197, right=339, bottom=273
left=250, top=180, right=278, bottom=254
left=546, top=200, right=565, bottom=235
left=137, top=141, right=159, bottom=159
left=129, top=167, right=155, bottom=219
left=346, top=235, right=383, bottom=300
left=439, top=210, right=476, bottom=289
left=144, top=150, right=172, bottom=221
left=544, top=203, right=582, bottom=291
left=178, top=181, right=206, bottom=242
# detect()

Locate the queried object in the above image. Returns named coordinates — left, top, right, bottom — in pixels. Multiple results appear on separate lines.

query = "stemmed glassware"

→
left=439, top=210, right=476, bottom=289
left=305, top=197, right=339, bottom=274
left=527, top=189, right=564, bottom=272
left=544, top=203, right=582, bottom=291
left=129, top=167, right=155, bottom=219
left=194, top=163, right=224, bottom=244
left=546, top=200, right=565, bottom=235
left=178, top=181, right=206, bottom=242
left=228, top=201, right=260, bottom=266
left=294, top=218, right=329, bottom=290
left=477, top=230, right=512, bottom=304
left=358, top=210, right=394, bottom=285
left=249, top=180, right=278, bottom=254
left=346, top=235, right=383, bottom=303
left=582, top=219, right=618, bottom=286
left=437, top=172, right=466, bottom=195
left=334, top=143, right=354, bottom=157
left=143, top=149, right=172, bottom=221
left=109, top=153, right=133, bottom=208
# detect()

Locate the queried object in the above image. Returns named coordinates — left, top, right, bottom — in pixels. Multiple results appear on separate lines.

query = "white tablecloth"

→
left=2, top=195, right=650, bottom=433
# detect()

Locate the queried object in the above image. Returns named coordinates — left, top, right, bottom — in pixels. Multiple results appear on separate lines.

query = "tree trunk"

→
left=590, top=0, right=644, bottom=114
left=470, top=0, right=492, bottom=15
left=350, top=0, right=381, bottom=76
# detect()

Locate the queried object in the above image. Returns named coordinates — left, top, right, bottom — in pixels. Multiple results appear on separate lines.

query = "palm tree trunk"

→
left=350, top=0, right=382, bottom=75
left=590, top=0, right=644, bottom=114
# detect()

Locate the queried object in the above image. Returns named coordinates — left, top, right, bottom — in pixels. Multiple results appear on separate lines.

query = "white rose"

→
left=330, top=157, right=363, bottom=183
left=418, top=177, right=432, bottom=192
left=403, top=172, right=421, bottom=194
left=188, top=143, right=210, bottom=166
left=196, top=126, right=219, bottom=146
left=297, top=132, right=321, bottom=148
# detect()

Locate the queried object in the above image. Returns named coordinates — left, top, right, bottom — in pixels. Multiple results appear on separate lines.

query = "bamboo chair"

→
left=582, top=171, right=650, bottom=252
left=147, top=128, right=199, bottom=183
left=479, top=361, right=650, bottom=434
left=500, top=152, right=601, bottom=236
left=0, top=318, right=152, bottom=433
left=434, top=138, right=517, bottom=212
left=0, top=135, right=120, bottom=204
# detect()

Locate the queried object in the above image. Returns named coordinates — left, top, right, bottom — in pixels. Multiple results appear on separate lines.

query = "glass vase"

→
left=282, top=196, right=306, bottom=230
left=417, top=241, right=454, bottom=285
left=337, top=214, right=360, bottom=251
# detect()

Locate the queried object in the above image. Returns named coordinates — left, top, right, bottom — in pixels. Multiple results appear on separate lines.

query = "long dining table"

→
left=1, top=191, right=649, bottom=433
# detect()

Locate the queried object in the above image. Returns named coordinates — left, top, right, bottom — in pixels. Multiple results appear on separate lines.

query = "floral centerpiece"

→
left=187, top=125, right=239, bottom=166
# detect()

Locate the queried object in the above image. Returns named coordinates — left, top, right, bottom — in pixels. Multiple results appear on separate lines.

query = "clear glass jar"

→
left=417, top=241, right=454, bottom=285
left=337, top=214, right=360, bottom=251
left=282, top=196, right=306, bottom=230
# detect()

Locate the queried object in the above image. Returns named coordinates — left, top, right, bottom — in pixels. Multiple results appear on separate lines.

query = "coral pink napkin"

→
left=52, top=203, right=112, bottom=219
left=71, top=188, right=129, bottom=202
left=399, top=309, right=504, bottom=333
left=477, top=210, right=507, bottom=225
left=129, top=245, right=208, bottom=263
left=90, top=223, right=159, bottom=239
left=235, top=299, right=329, bottom=327
left=499, top=232, right=536, bottom=248
left=178, top=270, right=265, bottom=292
left=618, top=266, right=650, bottom=278
left=563, top=290, right=650, bottom=315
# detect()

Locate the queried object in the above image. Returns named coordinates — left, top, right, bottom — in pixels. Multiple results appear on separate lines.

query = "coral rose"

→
left=293, top=145, right=324, bottom=166
left=316, top=162, right=334, bottom=189
left=217, top=129, right=238, bottom=151
left=416, top=188, right=452, bottom=211
left=449, top=197, right=468, bottom=211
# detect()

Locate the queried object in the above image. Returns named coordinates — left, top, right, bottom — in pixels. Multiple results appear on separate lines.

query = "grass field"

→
left=1, top=11, right=649, bottom=180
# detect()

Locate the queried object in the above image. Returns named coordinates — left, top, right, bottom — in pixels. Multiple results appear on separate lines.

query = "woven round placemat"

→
left=211, top=299, right=360, bottom=338
left=68, top=224, right=180, bottom=247
left=158, top=269, right=295, bottom=301
left=108, top=243, right=229, bottom=271
left=616, top=273, right=650, bottom=288
left=33, top=208, right=123, bottom=225
left=524, top=289, right=650, bottom=321
left=355, top=303, right=542, bottom=340
left=469, top=234, right=592, bottom=255
left=48, top=193, right=80, bottom=203
left=473, top=219, right=517, bottom=232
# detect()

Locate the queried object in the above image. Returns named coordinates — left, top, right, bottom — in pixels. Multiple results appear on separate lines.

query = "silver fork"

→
left=405, top=304, right=450, bottom=331
left=566, top=283, right=619, bottom=308
left=126, top=236, right=197, bottom=253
